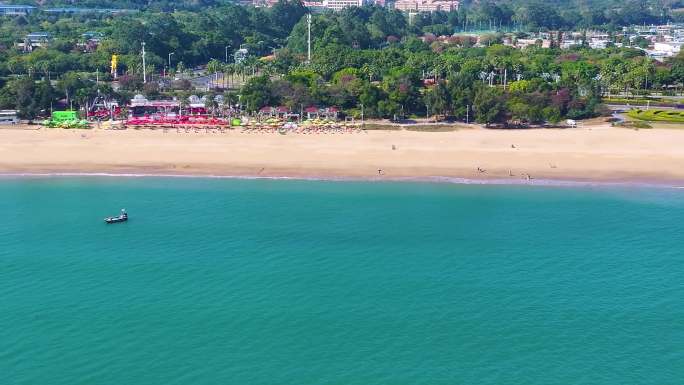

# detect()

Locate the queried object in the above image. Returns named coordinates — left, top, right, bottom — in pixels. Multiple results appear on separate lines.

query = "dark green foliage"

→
left=0, top=77, right=56, bottom=119
left=240, top=75, right=277, bottom=112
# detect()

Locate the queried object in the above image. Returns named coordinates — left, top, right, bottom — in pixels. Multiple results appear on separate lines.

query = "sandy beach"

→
left=1, top=123, right=684, bottom=184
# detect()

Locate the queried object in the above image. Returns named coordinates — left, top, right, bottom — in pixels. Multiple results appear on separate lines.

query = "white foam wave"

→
left=0, top=172, right=682, bottom=190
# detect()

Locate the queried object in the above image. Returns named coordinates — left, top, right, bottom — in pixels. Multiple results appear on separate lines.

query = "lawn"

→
left=627, top=109, right=684, bottom=123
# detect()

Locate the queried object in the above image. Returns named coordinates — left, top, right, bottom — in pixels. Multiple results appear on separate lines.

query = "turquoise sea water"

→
left=1, top=177, right=683, bottom=385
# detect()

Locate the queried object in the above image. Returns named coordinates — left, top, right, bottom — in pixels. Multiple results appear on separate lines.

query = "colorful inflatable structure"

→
left=42, top=111, right=90, bottom=129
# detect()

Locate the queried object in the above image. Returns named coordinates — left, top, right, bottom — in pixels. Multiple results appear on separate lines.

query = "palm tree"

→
left=207, top=59, right=222, bottom=89
left=361, top=63, right=378, bottom=82
left=37, top=61, right=50, bottom=80
left=176, top=61, right=187, bottom=76
left=224, top=64, right=235, bottom=89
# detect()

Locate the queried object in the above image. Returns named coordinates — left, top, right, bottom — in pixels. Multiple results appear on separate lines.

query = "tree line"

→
left=1, top=1, right=683, bottom=124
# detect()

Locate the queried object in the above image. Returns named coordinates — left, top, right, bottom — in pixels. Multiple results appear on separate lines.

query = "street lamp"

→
left=225, top=46, right=229, bottom=63
left=168, top=52, right=175, bottom=70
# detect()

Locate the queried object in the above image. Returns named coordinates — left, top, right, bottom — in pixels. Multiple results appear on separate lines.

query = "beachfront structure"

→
left=187, top=95, right=209, bottom=114
left=304, top=106, right=320, bottom=119
left=393, top=0, right=459, bottom=12
left=259, top=106, right=276, bottom=117
left=129, top=95, right=181, bottom=117
left=0, top=4, right=35, bottom=15
left=258, top=106, right=296, bottom=119
left=127, top=95, right=218, bottom=119
left=0, top=110, right=18, bottom=124
left=304, top=106, right=340, bottom=120
left=257, top=106, right=339, bottom=120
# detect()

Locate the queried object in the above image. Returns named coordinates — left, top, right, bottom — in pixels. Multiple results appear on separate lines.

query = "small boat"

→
left=105, top=209, right=128, bottom=224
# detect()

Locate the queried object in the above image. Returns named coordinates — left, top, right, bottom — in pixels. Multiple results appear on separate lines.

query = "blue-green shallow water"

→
left=1, top=177, right=683, bottom=385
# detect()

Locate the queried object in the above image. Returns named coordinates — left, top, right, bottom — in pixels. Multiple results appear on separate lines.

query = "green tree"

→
left=473, top=86, right=507, bottom=125
left=424, top=81, right=451, bottom=116
left=240, top=75, right=276, bottom=111
left=358, top=83, right=385, bottom=118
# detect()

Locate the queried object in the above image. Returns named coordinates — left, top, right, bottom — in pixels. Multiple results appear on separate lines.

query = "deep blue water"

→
left=1, top=177, right=683, bottom=385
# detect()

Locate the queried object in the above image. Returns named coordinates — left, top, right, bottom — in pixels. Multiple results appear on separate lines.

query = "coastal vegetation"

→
left=0, top=1, right=683, bottom=125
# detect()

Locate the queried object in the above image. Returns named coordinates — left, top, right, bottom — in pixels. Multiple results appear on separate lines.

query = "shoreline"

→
left=2, top=171, right=683, bottom=190
left=2, top=125, right=684, bottom=188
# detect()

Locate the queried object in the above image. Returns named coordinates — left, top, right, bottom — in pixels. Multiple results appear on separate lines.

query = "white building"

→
left=394, top=0, right=459, bottom=12
left=504, top=38, right=550, bottom=49
left=653, top=41, right=683, bottom=57
left=321, top=0, right=364, bottom=11
left=0, top=4, right=36, bottom=16
left=589, top=39, right=610, bottom=49
left=16, top=32, right=52, bottom=52
left=560, top=39, right=582, bottom=49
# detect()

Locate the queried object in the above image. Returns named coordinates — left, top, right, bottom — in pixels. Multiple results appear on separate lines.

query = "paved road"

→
left=605, top=104, right=680, bottom=123
left=605, top=104, right=677, bottom=112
